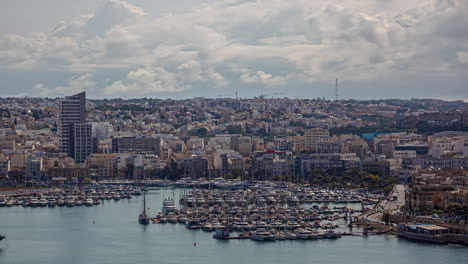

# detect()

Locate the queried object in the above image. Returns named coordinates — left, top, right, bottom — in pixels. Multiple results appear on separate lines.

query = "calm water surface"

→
left=1, top=189, right=467, bottom=264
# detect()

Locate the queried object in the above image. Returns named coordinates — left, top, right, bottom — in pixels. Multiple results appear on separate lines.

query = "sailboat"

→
left=138, top=188, right=150, bottom=224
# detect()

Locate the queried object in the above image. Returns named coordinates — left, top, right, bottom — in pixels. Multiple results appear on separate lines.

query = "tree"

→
left=255, top=128, right=268, bottom=137
left=231, top=168, right=244, bottom=179
left=382, top=212, right=390, bottom=224
left=225, top=125, right=245, bottom=135
left=189, top=127, right=209, bottom=137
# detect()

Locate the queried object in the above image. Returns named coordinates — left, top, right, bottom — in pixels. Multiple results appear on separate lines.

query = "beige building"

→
left=87, top=154, right=119, bottom=178
left=304, top=128, right=329, bottom=151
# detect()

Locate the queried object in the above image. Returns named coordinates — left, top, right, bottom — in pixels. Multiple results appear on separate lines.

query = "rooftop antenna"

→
left=335, top=78, right=338, bottom=101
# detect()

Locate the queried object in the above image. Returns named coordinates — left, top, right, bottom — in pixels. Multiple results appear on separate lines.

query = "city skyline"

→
left=1, top=1, right=467, bottom=262
left=0, top=0, right=467, bottom=100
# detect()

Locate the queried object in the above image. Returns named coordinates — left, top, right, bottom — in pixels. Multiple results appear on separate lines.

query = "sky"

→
left=0, top=0, right=467, bottom=100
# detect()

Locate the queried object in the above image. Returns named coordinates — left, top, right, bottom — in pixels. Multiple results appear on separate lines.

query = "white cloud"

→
left=0, top=0, right=467, bottom=98
left=240, top=71, right=287, bottom=86
left=456, top=52, right=468, bottom=64
left=35, top=73, right=96, bottom=96
left=102, top=67, right=190, bottom=97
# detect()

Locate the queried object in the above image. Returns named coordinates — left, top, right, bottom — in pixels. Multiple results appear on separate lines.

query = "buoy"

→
left=193, top=242, right=197, bottom=246
left=93, top=221, right=95, bottom=224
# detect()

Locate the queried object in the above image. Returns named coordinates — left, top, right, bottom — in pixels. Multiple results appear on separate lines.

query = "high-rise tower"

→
left=60, top=92, right=86, bottom=156
left=60, top=92, right=95, bottom=163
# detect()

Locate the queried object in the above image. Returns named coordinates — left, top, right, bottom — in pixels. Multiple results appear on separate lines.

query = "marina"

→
left=147, top=183, right=378, bottom=242
left=0, top=185, right=144, bottom=208
left=0, top=188, right=466, bottom=264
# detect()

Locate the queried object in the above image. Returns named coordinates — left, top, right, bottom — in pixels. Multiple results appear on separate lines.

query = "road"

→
left=366, top=184, right=406, bottom=223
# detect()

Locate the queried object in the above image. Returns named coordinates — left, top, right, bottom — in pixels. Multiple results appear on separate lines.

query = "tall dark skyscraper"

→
left=60, top=92, right=95, bottom=163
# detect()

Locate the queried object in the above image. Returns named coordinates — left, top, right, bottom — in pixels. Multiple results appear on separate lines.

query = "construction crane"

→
left=217, top=94, right=233, bottom=99
left=258, top=92, right=282, bottom=99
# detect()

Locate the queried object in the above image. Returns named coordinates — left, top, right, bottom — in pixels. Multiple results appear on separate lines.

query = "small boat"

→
left=66, top=197, right=75, bottom=207
left=138, top=190, right=150, bottom=225
left=213, top=228, right=231, bottom=239
left=112, top=194, right=121, bottom=201
left=297, top=229, right=313, bottom=240
left=39, top=198, right=47, bottom=207
left=233, top=221, right=251, bottom=231
left=202, top=223, right=213, bottom=232
left=324, top=231, right=341, bottom=239
left=250, top=228, right=275, bottom=242
left=186, top=219, right=201, bottom=229
left=85, top=198, right=94, bottom=206
left=47, top=198, right=56, bottom=207
left=29, top=198, right=39, bottom=207
left=167, top=214, right=178, bottom=224
left=178, top=217, right=188, bottom=224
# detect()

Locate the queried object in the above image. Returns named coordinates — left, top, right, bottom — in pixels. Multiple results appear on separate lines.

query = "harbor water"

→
left=0, top=188, right=466, bottom=264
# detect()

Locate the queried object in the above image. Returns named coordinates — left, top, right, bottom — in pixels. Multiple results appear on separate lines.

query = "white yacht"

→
left=66, top=197, right=75, bottom=207
left=297, top=229, right=313, bottom=240
left=47, top=198, right=56, bottom=207
left=162, top=199, right=177, bottom=215
left=250, top=228, right=275, bottom=241
left=39, top=198, right=47, bottom=207
left=85, top=198, right=94, bottom=206
left=233, top=221, right=251, bottom=231
left=29, top=197, right=39, bottom=207
left=202, top=222, right=213, bottom=232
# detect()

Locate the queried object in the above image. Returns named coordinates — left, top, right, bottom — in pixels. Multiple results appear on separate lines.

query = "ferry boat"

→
left=398, top=224, right=450, bottom=244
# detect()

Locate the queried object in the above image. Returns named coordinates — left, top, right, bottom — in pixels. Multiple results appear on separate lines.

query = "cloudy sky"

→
left=0, top=0, right=467, bottom=100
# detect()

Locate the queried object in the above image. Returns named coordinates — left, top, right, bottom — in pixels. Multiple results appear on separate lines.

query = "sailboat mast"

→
left=143, top=190, right=146, bottom=214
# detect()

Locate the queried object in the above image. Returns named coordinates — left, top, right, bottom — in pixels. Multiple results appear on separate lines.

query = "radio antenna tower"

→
left=335, top=78, right=338, bottom=101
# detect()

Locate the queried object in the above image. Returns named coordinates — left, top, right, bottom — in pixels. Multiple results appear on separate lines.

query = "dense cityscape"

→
left=0, top=92, right=467, bottom=246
